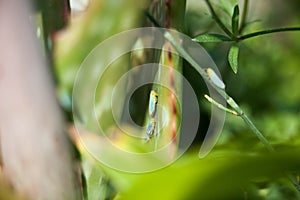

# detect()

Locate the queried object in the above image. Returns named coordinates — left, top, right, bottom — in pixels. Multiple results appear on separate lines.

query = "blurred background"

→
left=53, top=0, right=300, bottom=199
left=1, top=0, right=300, bottom=199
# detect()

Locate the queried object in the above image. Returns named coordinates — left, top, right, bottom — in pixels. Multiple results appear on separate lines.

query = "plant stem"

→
left=162, top=28, right=300, bottom=192
left=163, top=31, right=273, bottom=152
left=239, top=0, right=248, bottom=33
left=204, top=0, right=300, bottom=42
left=238, top=27, right=300, bottom=40
left=204, top=94, right=238, bottom=115
left=225, top=95, right=274, bottom=152
left=204, top=0, right=235, bottom=39
left=146, top=4, right=275, bottom=151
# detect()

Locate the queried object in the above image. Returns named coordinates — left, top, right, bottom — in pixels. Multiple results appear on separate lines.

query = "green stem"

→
left=163, top=31, right=273, bottom=152
left=241, top=114, right=274, bottom=151
left=224, top=95, right=274, bottom=152
left=163, top=28, right=299, bottom=193
left=239, top=0, right=248, bottom=33
left=204, top=94, right=238, bottom=115
left=204, top=0, right=235, bottom=39
left=239, top=27, right=300, bottom=40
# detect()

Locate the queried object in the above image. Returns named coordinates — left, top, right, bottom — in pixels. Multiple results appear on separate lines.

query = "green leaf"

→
left=192, top=33, right=232, bottom=43
left=231, top=5, right=240, bottom=36
left=228, top=43, right=239, bottom=73
left=120, top=148, right=300, bottom=199
left=81, top=152, right=117, bottom=200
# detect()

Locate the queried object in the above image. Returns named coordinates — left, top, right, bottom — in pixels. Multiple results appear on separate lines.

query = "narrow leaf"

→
left=228, top=43, right=239, bottom=74
left=231, top=5, right=240, bottom=36
left=192, top=33, right=232, bottom=43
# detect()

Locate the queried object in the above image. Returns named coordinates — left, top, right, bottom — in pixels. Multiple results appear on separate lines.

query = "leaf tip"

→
left=228, top=43, right=240, bottom=74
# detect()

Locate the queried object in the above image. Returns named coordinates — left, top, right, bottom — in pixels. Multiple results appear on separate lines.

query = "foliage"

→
left=51, top=0, right=300, bottom=199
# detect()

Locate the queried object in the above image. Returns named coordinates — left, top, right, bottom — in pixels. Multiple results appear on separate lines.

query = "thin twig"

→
left=146, top=12, right=273, bottom=151
left=238, top=27, right=300, bottom=40
left=163, top=31, right=274, bottom=152
left=146, top=13, right=300, bottom=191
left=224, top=95, right=274, bottom=152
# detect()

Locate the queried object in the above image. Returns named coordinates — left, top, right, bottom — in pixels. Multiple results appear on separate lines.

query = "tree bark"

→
left=0, top=0, right=81, bottom=199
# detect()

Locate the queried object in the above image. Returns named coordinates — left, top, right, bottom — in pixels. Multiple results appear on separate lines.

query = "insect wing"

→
left=148, top=90, right=158, bottom=117
left=206, top=68, right=225, bottom=89
left=146, top=118, right=156, bottom=137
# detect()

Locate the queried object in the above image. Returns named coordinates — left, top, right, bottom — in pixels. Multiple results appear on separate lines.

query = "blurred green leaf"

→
left=231, top=5, right=240, bottom=36
left=54, top=0, right=144, bottom=93
left=119, top=148, right=300, bottom=200
left=81, top=153, right=116, bottom=200
left=264, top=182, right=300, bottom=200
left=55, top=0, right=145, bottom=133
left=82, top=156, right=105, bottom=200
left=228, top=43, right=239, bottom=73
left=193, top=33, right=232, bottom=43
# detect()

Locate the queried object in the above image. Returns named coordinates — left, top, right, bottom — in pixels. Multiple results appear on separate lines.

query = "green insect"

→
left=146, top=118, right=156, bottom=140
left=205, top=68, right=225, bottom=89
left=148, top=90, right=158, bottom=117
left=145, top=90, right=158, bottom=141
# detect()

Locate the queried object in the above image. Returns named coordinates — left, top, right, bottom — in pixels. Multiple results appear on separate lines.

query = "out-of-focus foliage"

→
left=54, top=0, right=145, bottom=111
left=52, top=0, right=300, bottom=199
left=119, top=148, right=300, bottom=200
left=185, top=0, right=300, bottom=148
left=54, top=0, right=146, bottom=199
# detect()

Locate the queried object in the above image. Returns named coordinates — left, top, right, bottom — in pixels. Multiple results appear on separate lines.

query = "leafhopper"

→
left=205, top=68, right=225, bottom=89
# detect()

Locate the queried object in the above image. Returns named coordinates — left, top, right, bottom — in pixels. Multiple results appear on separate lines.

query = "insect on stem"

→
left=205, top=68, right=226, bottom=89
left=145, top=90, right=159, bottom=141
left=146, top=118, right=156, bottom=141
left=149, top=90, right=158, bottom=117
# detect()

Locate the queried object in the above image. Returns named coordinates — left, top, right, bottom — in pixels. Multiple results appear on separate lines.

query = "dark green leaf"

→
left=228, top=43, right=239, bottom=73
left=192, top=33, right=232, bottom=43
left=231, top=5, right=240, bottom=36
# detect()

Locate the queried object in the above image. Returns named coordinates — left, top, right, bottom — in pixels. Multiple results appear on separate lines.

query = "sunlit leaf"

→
left=120, top=148, right=300, bottom=200
left=228, top=43, right=239, bottom=73
left=193, top=33, right=232, bottom=43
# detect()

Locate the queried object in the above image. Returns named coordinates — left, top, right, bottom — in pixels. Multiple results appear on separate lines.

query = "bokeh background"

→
left=53, top=0, right=300, bottom=199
